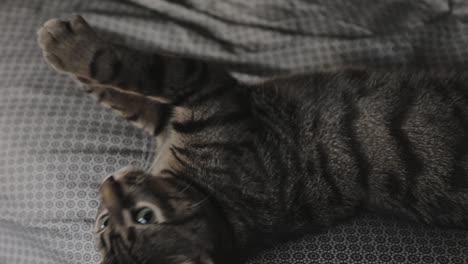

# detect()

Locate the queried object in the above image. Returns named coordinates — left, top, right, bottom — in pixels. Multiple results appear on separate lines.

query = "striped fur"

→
left=38, top=15, right=468, bottom=264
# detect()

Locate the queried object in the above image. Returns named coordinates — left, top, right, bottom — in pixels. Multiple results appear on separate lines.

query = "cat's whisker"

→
left=187, top=196, right=209, bottom=209
left=176, top=183, right=192, bottom=194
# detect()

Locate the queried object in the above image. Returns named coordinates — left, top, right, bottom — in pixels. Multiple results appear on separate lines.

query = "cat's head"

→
left=95, top=167, right=235, bottom=264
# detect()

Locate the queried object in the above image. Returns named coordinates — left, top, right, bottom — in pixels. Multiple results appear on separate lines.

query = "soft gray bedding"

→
left=1, top=0, right=468, bottom=263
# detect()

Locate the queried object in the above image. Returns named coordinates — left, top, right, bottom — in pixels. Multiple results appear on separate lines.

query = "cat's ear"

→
left=100, top=175, right=126, bottom=225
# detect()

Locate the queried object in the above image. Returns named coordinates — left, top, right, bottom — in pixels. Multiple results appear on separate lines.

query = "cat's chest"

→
left=149, top=107, right=192, bottom=177
left=148, top=104, right=255, bottom=181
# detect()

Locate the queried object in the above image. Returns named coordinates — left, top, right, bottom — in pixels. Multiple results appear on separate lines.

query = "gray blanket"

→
left=1, top=0, right=468, bottom=263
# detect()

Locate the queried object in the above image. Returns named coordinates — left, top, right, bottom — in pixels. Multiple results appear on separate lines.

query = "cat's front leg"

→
left=37, top=15, right=162, bottom=97
left=38, top=15, right=232, bottom=106
left=37, top=15, right=177, bottom=136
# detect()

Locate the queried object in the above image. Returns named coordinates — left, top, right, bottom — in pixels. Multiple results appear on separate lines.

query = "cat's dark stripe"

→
left=242, top=140, right=269, bottom=177
left=89, top=49, right=106, bottom=80
left=157, top=199, right=176, bottom=219
left=259, top=127, right=293, bottom=212
left=385, top=172, right=403, bottom=196
left=125, top=111, right=141, bottom=122
left=145, top=55, right=166, bottom=94
left=172, top=111, right=250, bottom=134
left=108, top=233, right=119, bottom=258
left=97, top=90, right=106, bottom=103
left=317, top=144, right=343, bottom=205
left=202, top=165, right=239, bottom=179
left=182, top=60, right=213, bottom=93
left=171, top=80, right=226, bottom=107
left=109, top=103, right=126, bottom=112
left=451, top=112, right=468, bottom=190
left=448, top=80, right=468, bottom=190
left=432, top=82, right=466, bottom=190
left=183, top=59, right=198, bottom=77
left=177, top=146, right=243, bottom=181
left=136, top=79, right=145, bottom=93
left=283, top=124, right=306, bottom=211
left=189, top=141, right=248, bottom=156
left=304, top=160, right=319, bottom=220
left=162, top=60, right=209, bottom=105
left=171, top=86, right=200, bottom=106
left=126, top=227, right=136, bottom=243
left=252, top=104, right=291, bottom=141
left=170, top=147, right=196, bottom=171
left=112, top=238, right=135, bottom=264
left=341, top=91, right=370, bottom=193
left=159, top=168, right=181, bottom=179
left=105, top=59, right=122, bottom=84
left=100, top=236, right=108, bottom=251
left=184, top=60, right=210, bottom=86
left=257, top=103, right=302, bottom=211
left=343, top=69, right=370, bottom=83
left=63, top=21, right=73, bottom=32
left=388, top=81, right=423, bottom=203
left=431, top=195, right=458, bottom=219
left=173, top=78, right=233, bottom=107
left=185, top=85, right=230, bottom=106
left=172, top=146, right=199, bottom=161
left=153, top=104, right=172, bottom=135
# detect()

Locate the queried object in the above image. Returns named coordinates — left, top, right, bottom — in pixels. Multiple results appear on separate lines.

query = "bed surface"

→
left=1, top=0, right=468, bottom=263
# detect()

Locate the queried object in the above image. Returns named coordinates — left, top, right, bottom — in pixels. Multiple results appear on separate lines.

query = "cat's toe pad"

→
left=37, top=15, right=103, bottom=77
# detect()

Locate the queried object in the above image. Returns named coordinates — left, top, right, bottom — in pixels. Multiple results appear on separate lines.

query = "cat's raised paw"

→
left=37, top=15, right=106, bottom=78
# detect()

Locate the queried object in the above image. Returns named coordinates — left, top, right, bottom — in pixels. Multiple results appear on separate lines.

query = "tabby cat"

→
left=38, top=15, right=468, bottom=264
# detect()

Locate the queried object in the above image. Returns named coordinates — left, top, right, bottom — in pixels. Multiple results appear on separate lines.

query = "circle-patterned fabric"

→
left=1, top=0, right=468, bottom=263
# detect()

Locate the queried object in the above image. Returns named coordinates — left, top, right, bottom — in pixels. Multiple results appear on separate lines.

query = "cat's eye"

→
left=97, top=214, right=109, bottom=232
left=135, top=207, right=155, bottom=225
